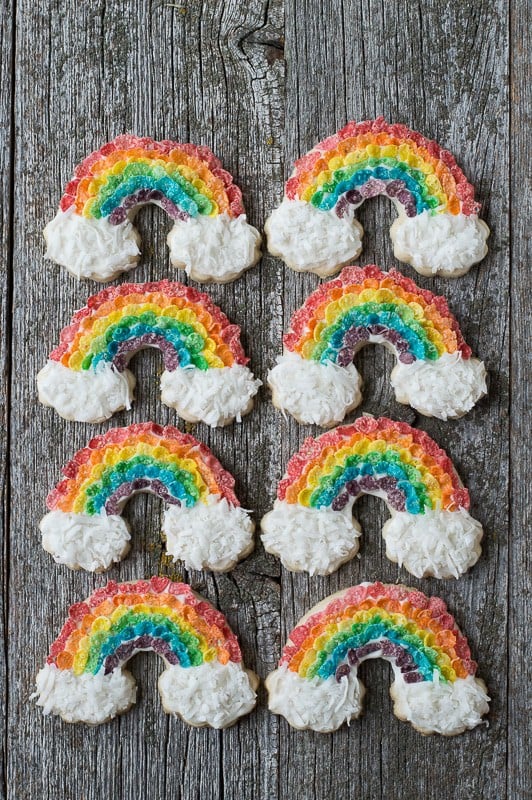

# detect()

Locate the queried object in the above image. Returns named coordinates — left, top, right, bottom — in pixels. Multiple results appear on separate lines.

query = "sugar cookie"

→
left=37, top=280, right=261, bottom=426
left=265, top=117, right=488, bottom=277
left=266, top=582, right=489, bottom=735
left=261, top=416, right=483, bottom=579
left=34, top=577, right=258, bottom=727
left=41, top=423, right=254, bottom=572
left=44, top=135, right=261, bottom=282
left=268, top=265, right=486, bottom=425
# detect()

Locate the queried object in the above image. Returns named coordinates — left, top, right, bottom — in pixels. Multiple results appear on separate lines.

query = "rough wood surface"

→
left=2, top=1, right=529, bottom=798
left=509, top=2, right=531, bottom=798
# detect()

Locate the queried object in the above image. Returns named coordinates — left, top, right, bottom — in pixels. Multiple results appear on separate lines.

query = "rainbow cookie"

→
left=261, top=417, right=483, bottom=579
left=266, top=582, right=489, bottom=735
left=44, top=135, right=261, bottom=282
left=40, top=423, right=254, bottom=572
left=34, top=578, right=258, bottom=726
left=37, top=280, right=261, bottom=425
left=265, top=118, right=489, bottom=277
left=268, top=265, right=486, bottom=425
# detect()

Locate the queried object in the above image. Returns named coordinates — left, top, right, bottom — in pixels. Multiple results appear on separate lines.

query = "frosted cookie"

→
left=265, top=117, right=488, bottom=277
left=44, top=135, right=261, bottom=283
left=40, top=422, right=254, bottom=573
left=33, top=577, right=258, bottom=727
left=268, top=265, right=486, bottom=425
left=261, top=416, right=483, bottom=579
left=266, top=582, right=489, bottom=736
left=37, top=280, right=261, bottom=426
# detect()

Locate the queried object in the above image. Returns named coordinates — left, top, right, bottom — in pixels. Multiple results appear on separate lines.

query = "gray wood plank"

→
left=7, top=2, right=282, bottom=799
left=509, top=1, right=531, bottom=798
left=0, top=3, right=14, bottom=799
left=5, top=0, right=525, bottom=798
left=281, top=2, right=509, bottom=799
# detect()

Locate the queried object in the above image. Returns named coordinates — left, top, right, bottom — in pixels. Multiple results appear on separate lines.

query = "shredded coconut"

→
left=390, top=211, right=489, bottom=277
left=167, top=213, right=261, bottom=282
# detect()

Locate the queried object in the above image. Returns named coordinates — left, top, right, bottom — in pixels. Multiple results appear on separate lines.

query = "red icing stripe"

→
left=287, top=118, right=479, bottom=213
left=49, top=280, right=249, bottom=366
left=46, top=579, right=243, bottom=666
left=283, top=265, right=471, bottom=359
left=277, top=417, right=468, bottom=510
left=280, top=583, right=477, bottom=677
left=47, top=423, right=240, bottom=509
left=59, top=135, right=245, bottom=218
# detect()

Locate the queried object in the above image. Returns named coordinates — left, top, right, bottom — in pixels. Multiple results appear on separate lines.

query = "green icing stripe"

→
left=306, top=615, right=446, bottom=682
left=89, top=161, right=212, bottom=218
left=84, top=611, right=205, bottom=674
left=83, top=455, right=202, bottom=514
left=308, top=450, right=432, bottom=514
left=308, top=302, right=440, bottom=363
left=309, top=156, right=443, bottom=210
left=82, top=313, right=210, bottom=371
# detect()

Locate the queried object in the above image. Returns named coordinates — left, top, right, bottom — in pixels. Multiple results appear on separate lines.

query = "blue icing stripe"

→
left=89, top=319, right=201, bottom=369
left=312, top=160, right=434, bottom=214
left=316, top=620, right=436, bottom=682
left=318, top=305, right=435, bottom=363
left=99, top=174, right=200, bottom=218
left=94, top=623, right=193, bottom=672
left=310, top=457, right=425, bottom=514
left=85, top=457, right=199, bottom=514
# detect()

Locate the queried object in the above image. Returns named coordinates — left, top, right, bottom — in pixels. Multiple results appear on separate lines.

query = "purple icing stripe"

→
left=336, top=325, right=415, bottom=367
left=109, top=190, right=190, bottom=225
left=334, top=640, right=423, bottom=683
left=104, top=479, right=182, bottom=515
left=331, top=475, right=407, bottom=513
left=103, top=636, right=180, bottom=674
left=335, top=179, right=417, bottom=219
left=113, top=333, right=180, bottom=372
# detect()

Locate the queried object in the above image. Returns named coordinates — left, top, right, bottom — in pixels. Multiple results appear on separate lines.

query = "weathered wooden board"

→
left=2, top=0, right=528, bottom=798
left=509, top=2, right=531, bottom=797
left=0, top=2, right=15, bottom=795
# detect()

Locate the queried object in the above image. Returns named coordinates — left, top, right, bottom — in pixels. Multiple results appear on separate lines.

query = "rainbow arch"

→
left=266, top=582, right=489, bottom=735
left=44, top=135, right=261, bottom=282
left=34, top=578, right=258, bottom=727
left=268, top=265, right=486, bottom=425
left=37, top=280, right=261, bottom=426
left=265, top=118, right=489, bottom=277
left=261, top=417, right=483, bottom=579
left=40, top=423, right=254, bottom=573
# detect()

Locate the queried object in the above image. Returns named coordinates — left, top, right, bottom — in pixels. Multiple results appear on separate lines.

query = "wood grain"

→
left=2, top=0, right=528, bottom=798
left=0, top=2, right=14, bottom=797
left=509, top=2, right=531, bottom=798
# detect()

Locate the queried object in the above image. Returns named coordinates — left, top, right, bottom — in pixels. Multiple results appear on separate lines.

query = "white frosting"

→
left=163, top=495, right=254, bottom=571
left=382, top=508, right=483, bottom=579
left=33, top=664, right=137, bottom=724
left=390, top=674, right=490, bottom=736
left=160, top=364, right=261, bottom=427
left=158, top=661, right=258, bottom=729
left=44, top=207, right=141, bottom=281
left=390, top=211, right=489, bottom=277
left=41, top=497, right=254, bottom=574
left=261, top=500, right=482, bottom=579
left=266, top=666, right=364, bottom=732
left=37, top=360, right=135, bottom=423
left=45, top=207, right=261, bottom=285
left=267, top=664, right=489, bottom=736
left=167, top=213, right=261, bottom=283
left=40, top=511, right=131, bottom=572
left=268, top=352, right=362, bottom=426
left=261, top=500, right=361, bottom=575
left=265, top=199, right=363, bottom=277
left=391, top=352, right=487, bottom=420
left=34, top=660, right=257, bottom=729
